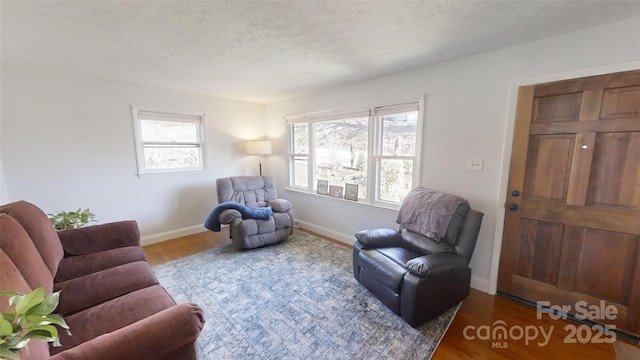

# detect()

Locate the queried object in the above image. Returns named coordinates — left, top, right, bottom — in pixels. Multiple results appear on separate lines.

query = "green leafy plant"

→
left=0, top=287, right=70, bottom=359
left=47, top=208, right=96, bottom=231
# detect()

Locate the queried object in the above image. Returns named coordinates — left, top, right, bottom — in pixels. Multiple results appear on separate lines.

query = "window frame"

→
left=371, top=101, right=424, bottom=206
left=130, top=106, right=207, bottom=176
left=286, top=97, right=424, bottom=208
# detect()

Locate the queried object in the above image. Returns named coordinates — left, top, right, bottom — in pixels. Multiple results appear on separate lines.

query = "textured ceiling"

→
left=2, top=1, right=640, bottom=104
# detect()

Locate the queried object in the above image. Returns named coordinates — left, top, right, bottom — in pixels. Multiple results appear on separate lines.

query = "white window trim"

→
left=370, top=97, right=424, bottom=207
left=130, top=105, right=207, bottom=177
left=285, top=96, right=424, bottom=209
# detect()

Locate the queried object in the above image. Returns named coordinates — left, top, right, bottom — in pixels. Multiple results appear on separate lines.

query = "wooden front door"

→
left=498, top=70, right=640, bottom=336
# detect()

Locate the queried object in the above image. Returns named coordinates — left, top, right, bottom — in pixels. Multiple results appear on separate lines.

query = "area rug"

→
left=152, top=230, right=460, bottom=359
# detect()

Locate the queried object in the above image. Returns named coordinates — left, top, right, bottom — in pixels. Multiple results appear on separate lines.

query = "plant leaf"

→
left=0, top=316, right=13, bottom=336
left=24, top=325, right=59, bottom=340
left=42, top=314, right=70, bottom=331
left=15, top=288, right=45, bottom=316
left=0, top=290, right=19, bottom=297
left=0, top=347, right=20, bottom=359
left=1, top=312, right=15, bottom=324
left=8, top=294, right=23, bottom=308
left=28, top=291, right=60, bottom=316
left=6, top=337, right=29, bottom=351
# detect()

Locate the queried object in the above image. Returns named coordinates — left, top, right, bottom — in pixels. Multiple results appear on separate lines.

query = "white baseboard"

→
left=141, top=224, right=207, bottom=246
left=298, top=220, right=492, bottom=295
left=297, top=220, right=355, bottom=246
left=471, top=275, right=491, bottom=294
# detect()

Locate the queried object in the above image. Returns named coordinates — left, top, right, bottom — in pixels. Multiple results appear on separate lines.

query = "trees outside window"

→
left=131, top=107, right=206, bottom=175
left=287, top=99, right=423, bottom=206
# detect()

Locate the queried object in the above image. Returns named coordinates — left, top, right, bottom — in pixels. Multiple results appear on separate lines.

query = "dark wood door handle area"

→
left=511, top=190, right=521, bottom=197
left=509, top=204, right=519, bottom=211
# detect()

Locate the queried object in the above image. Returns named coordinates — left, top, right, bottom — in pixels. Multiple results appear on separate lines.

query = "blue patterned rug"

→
left=152, top=230, right=459, bottom=359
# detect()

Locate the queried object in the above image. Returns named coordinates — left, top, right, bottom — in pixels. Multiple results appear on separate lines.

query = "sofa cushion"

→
left=57, top=220, right=141, bottom=256
left=0, top=213, right=53, bottom=293
left=400, top=228, right=453, bottom=255
left=0, top=200, right=64, bottom=276
left=377, top=247, right=421, bottom=266
left=55, top=261, right=159, bottom=315
left=52, top=285, right=178, bottom=354
left=50, top=303, right=204, bottom=360
left=0, top=250, right=32, bottom=298
left=55, top=246, right=148, bottom=283
left=216, top=176, right=278, bottom=207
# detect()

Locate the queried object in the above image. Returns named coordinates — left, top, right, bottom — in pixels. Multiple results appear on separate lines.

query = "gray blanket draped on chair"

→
left=395, top=188, right=468, bottom=241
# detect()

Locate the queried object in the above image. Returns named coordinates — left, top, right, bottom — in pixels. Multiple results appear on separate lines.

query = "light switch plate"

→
left=467, top=159, right=484, bottom=172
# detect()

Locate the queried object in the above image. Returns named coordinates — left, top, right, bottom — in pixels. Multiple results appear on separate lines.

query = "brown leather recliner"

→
left=352, top=189, right=483, bottom=327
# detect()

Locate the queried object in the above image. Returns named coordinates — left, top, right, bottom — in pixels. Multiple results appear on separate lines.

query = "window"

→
left=131, top=106, right=206, bottom=175
left=286, top=98, right=423, bottom=206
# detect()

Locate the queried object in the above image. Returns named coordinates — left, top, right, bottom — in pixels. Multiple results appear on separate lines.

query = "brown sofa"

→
left=0, top=201, right=205, bottom=359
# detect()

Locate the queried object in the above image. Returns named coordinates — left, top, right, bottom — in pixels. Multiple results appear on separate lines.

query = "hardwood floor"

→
left=143, top=229, right=639, bottom=359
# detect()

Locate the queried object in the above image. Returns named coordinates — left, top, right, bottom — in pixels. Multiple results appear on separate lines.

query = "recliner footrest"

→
left=357, top=249, right=407, bottom=293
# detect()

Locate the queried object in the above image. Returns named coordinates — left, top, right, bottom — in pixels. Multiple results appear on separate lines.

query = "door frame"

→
left=488, top=60, right=640, bottom=295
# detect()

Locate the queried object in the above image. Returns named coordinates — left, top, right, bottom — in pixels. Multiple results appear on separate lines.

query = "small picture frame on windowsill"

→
left=344, top=183, right=358, bottom=201
left=317, top=180, right=329, bottom=195
left=329, top=185, right=344, bottom=199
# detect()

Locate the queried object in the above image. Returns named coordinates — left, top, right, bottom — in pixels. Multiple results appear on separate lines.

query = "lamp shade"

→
left=246, top=140, right=272, bottom=155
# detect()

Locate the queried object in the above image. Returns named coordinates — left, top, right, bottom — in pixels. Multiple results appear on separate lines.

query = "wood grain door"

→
left=498, top=70, right=640, bottom=336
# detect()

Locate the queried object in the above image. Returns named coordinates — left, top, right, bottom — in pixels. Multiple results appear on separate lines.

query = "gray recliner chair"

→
left=352, top=187, right=483, bottom=326
left=216, top=176, right=293, bottom=249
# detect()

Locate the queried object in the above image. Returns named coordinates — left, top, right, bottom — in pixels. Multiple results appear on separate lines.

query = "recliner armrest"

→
left=50, top=303, right=205, bottom=360
left=355, top=228, right=401, bottom=248
left=58, top=221, right=140, bottom=256
left=405, top=253, right=468, bottom=276
left=269, top=199, right=291, bottom=213
left=218, top=209, right=242, bottom=224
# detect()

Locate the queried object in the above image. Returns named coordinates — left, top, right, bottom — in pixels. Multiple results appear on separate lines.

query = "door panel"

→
left=573, top=229, right=638, bottom=303
left=515, top=219, right=564, bottom=285
left=533, top=93, right=582, bottom=122
left=498, top=70, right=640, bottom=336
left=524, top=135, right=575, bottom=201
left=600, top=86, right=640, bottom=119
left=588, top=132, right=640, bottom=207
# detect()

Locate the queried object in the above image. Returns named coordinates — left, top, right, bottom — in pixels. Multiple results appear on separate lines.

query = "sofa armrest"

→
left=50, top=303, right=205, bottom=360
left=219, top=209, right=242, bottom=225
left=268, top=199, right=291, bottom=213
left=57, top=221, right=140, bottom=256
left=405, top=253, right=468, bottom=277
left=355, top=228, right=401, bottom=248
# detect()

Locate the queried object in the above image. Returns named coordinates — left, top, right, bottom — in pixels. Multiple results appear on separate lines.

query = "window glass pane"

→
left=292, top=123, right=308, bottom=155
left=143, top=146, right=201, bottom=169
left=141, top=119, right=199, bottom=143
left=381, top=111, right=417, bottom=156
left=293, top=155, right=308, bottom=187
left=379, top=158, right=413, bottom=203
left=315, top=117, right=368, bottom=198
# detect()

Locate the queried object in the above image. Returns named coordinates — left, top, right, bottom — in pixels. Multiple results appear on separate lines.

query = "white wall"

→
left=1, top=65, right=265, bottom=244
left=1, top=17, right=637, bottom=291
left=0, top=144, right=8, bottom=204
left=265, top=17, right=640, bottom=293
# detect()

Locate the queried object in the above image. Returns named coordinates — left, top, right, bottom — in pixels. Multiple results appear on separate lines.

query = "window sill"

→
left=135, top=169, right=210, bottom=178
left=284, top=186, right=400, bottom=212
